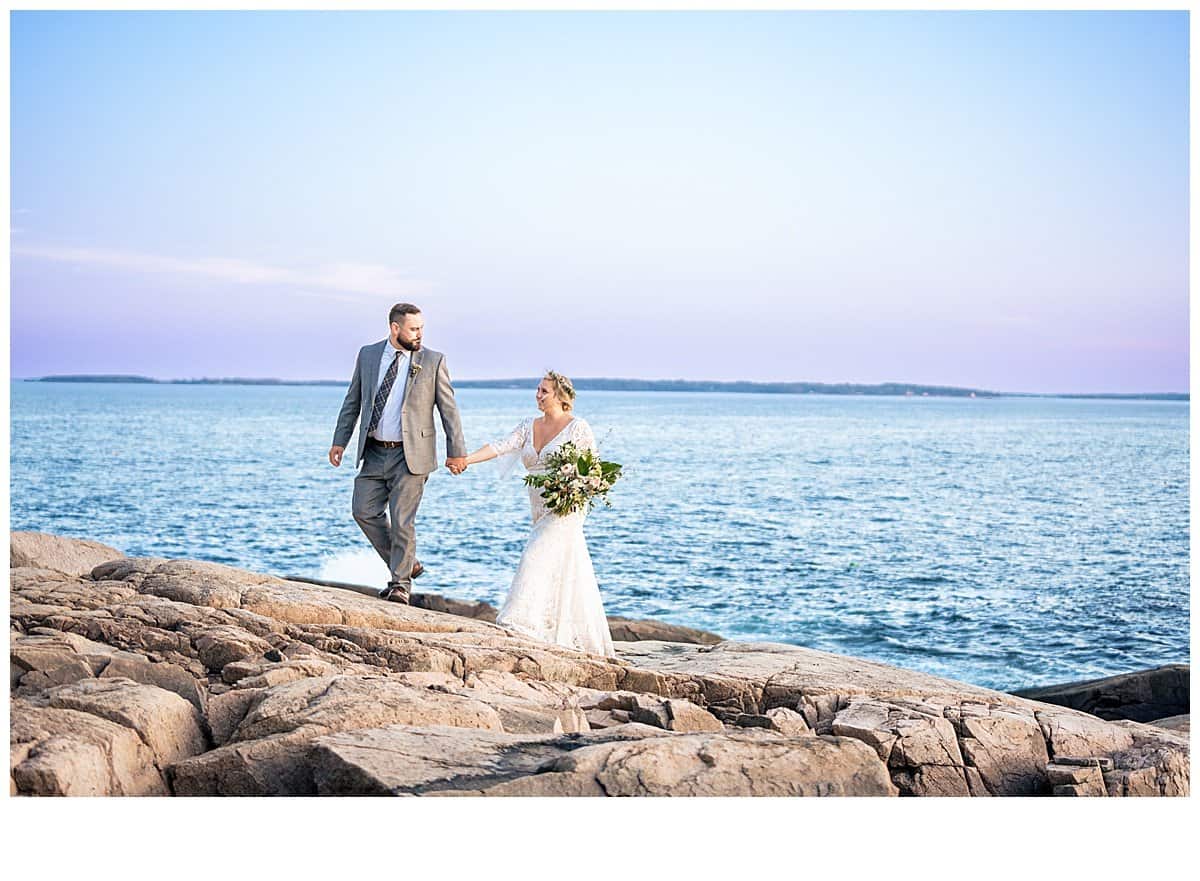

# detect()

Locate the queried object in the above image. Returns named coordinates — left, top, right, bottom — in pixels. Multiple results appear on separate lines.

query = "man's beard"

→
left=396, top=337, right=421, bottom=352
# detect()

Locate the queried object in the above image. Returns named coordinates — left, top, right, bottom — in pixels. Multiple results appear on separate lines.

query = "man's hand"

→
left=445, top=456, right=468, bottom=475
left=329, top=446, right=345, bottom=467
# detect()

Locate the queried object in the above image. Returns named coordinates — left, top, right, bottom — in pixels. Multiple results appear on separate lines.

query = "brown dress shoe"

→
left=411, top=560, right=425, bottom=580
left=379, top=583, right=411, bottom=604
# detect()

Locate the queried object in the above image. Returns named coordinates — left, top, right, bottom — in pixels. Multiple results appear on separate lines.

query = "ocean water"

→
left=8, top=380, right=1189, bottom=691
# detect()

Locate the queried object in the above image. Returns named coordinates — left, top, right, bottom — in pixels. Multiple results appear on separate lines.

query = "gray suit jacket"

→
left=332, top=341, right=468, bottom=474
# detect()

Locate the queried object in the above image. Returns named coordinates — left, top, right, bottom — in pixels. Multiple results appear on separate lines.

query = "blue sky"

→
left=8, top=10, right=1190, bottom=392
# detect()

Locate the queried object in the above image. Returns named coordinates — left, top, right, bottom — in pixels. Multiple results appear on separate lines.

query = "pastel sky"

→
left=8, top=10, right=1190, bottom=393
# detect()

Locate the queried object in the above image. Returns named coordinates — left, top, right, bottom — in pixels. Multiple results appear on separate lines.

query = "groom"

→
left=328, top=303, right=468, bottom=604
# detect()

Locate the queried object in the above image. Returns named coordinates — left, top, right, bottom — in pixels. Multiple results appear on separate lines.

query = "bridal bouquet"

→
left=525, top=441, right=622, bottom=516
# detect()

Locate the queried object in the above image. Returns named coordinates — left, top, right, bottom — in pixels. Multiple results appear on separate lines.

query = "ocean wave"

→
left=318, top=548, right=389, bottom=589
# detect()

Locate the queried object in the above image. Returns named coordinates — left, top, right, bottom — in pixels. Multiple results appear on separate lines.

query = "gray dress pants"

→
left=351, top=442, right=427, bottom=589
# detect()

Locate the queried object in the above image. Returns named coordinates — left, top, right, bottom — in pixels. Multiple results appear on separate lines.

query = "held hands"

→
left=330, top=446, right=465, bottom=473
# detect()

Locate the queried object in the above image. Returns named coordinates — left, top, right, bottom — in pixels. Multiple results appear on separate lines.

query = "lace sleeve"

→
left=487, top=417, right=530, bottom=480
left=571, top=417, right=598, bottom=454
left=488, top=418, right=529, bottom=457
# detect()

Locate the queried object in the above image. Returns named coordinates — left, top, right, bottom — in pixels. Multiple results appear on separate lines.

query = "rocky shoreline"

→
left=9, top=531, right=1189, bottom=797
left=284, top=573, right=725, bottom=646
left=1011, top=665, right=1189, bottom=726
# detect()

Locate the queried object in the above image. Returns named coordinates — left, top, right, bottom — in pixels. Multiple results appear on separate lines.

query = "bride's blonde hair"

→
left=543, top=371, right=576, bottom=412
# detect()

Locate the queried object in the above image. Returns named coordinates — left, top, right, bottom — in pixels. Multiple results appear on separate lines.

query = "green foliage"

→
left=523, top=441, right=623, bottom=517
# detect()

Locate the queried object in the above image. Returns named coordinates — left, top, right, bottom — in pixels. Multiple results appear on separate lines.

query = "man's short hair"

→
left=389, top=303, right=422, bottom=326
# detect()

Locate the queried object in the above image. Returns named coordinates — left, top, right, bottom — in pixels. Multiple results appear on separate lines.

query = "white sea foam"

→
left=318, top=548, right=389, bottom=589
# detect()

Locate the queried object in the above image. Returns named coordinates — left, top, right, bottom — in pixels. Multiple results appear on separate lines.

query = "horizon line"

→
left=14, top=374, right=1190, bottom=400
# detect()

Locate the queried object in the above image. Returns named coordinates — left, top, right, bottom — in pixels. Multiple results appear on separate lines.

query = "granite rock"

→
left=1012, top=665, right=1188, bottom=723
left=11, top=531, right=124, bottom=578
left=310, top=724, right=896, bottom=796
left=10, top=533, right=1190, bottom=798
left=1147, top=714, right=1189, bottom=735
left=11, top=701, right=167, bottom=796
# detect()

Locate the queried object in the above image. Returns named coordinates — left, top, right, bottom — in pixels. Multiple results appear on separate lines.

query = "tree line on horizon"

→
left=22, top=374, right=1189, bottom=400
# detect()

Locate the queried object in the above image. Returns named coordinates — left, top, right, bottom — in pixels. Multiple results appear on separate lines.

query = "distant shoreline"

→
left=17, top=374, right=1189, bottom=401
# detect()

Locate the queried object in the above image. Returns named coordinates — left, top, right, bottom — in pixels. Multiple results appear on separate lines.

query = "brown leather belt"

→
left=367, top=438, right=404, bottom=449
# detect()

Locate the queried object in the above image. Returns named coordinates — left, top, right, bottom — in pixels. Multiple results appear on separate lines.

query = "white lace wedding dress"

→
left=487, top=415, right=616, bottom=657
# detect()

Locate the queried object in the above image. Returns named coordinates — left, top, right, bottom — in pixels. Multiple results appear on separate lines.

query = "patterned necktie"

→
left=367, top=350, right=402, bottom=436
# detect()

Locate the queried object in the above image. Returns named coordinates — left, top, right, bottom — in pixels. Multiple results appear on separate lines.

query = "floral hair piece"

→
left=545, top=370, right=576, bottom=400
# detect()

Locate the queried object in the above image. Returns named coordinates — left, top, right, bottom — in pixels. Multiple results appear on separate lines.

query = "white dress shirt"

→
left=369, top=343, right=410, bottom=442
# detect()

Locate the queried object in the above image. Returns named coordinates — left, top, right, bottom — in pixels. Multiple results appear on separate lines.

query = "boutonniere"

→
left=409, top=362, right=422, bottom=378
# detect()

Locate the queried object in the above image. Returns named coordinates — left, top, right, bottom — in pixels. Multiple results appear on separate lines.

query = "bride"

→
left=462, top=371, right=616, bottom=657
